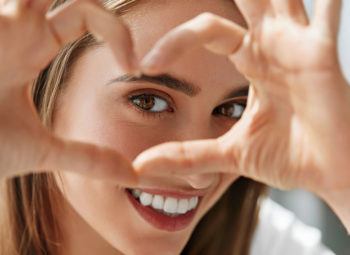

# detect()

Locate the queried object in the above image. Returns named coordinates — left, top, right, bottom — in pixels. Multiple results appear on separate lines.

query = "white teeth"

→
left=177, top=199, right=189, bottom=214
left=164, top=197, right=178, bottom=214
left=129, top=189, right=199, bottom=216
left=140, top=192, right=153, bottom=206
left=189, top=197, right=198, bottom=210
left=152, top=195, right=164, bottom=210
left=132, top=189, right=141, bottom=198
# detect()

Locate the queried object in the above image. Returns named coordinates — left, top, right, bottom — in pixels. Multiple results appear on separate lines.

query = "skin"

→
left=1, top=0, right=350, bottom=254
left=53, top=1, right=246, bottom=254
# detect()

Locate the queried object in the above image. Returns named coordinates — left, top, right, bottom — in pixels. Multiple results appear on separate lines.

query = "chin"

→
left=107, top=228, right=191, bottom=255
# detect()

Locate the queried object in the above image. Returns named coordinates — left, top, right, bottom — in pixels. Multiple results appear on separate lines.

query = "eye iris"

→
left=219, top=103, right=245, bottom=118
left=135, top=95, right=155, bottom=110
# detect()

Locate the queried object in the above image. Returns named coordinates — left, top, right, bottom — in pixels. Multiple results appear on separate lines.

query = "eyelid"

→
left=219, top=96, right=248, bottom=106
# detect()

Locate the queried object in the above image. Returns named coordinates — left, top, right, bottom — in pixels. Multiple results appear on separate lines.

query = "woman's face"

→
left=53, top=0, right=247, bottom=254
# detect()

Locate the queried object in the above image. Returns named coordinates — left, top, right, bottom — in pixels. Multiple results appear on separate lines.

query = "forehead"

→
left=121, top=0, right=247, bottom=91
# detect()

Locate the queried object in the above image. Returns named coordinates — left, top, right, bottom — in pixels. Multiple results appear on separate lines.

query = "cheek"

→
left=93, top=122, right=173, bottom=161
left=198, top=174, right=239, bottom=217
left=55, top=172, right=138, bottom=248
left=54, top=93, right=174, bottom=161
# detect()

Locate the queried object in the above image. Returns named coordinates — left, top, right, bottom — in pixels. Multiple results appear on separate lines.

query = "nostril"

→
left=183, top=173, right=217, bottom=189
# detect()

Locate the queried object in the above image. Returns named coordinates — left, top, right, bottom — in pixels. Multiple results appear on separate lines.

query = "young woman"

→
left=0, top=0, right=348, bottom=254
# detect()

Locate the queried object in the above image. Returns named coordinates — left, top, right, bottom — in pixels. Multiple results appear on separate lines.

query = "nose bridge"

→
left=174, top=118, right=214, bottom=141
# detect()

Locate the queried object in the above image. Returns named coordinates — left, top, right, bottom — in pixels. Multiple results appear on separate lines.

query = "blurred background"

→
left=269, top=3, right=350, bottom=255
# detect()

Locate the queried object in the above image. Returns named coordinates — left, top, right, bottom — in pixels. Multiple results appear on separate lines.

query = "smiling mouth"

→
left=125, top=188, right=202, bottom=232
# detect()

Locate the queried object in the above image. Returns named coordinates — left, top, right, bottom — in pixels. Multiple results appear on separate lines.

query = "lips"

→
left=125, top=188, right=201, bottom=232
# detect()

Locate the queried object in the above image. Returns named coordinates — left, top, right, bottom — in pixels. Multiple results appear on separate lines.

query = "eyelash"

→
left=128, top=92, right=247, bottom=120
left=212, top=98, right=247, bottom=120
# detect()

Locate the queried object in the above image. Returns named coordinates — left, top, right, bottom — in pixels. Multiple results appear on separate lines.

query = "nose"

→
left=173, top=120, right=215, bottom=142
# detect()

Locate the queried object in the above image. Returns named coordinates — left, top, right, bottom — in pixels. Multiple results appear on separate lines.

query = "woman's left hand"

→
left=134, top=0, right=350, bottom=231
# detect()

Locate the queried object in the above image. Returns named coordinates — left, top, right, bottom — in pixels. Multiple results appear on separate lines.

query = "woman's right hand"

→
left=0, top=0, right=138, bottom=185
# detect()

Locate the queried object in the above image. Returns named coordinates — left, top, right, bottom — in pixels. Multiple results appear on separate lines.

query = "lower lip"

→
left=125, top=190, right=199, bottom=232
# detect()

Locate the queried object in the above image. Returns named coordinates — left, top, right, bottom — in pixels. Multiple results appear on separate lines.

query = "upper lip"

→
left=128, top=187, right=208, bottom=199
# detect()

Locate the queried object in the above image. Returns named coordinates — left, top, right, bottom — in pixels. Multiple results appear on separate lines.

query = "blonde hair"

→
left=0, top=1, right=266, bottom=254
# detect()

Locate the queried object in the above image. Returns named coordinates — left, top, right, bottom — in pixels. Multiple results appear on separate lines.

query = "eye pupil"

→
left=135, top=95, right=155, bottom=110
left=214, top=102, right=245, bottom=119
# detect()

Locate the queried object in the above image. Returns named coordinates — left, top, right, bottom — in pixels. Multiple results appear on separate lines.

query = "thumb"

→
left=133, top=138, right=237, bottom=177
left=37, top=135, right=138, bottom=187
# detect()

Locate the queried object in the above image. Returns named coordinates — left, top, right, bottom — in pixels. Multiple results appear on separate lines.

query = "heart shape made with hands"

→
left=1, top=0, right=350, bottom=203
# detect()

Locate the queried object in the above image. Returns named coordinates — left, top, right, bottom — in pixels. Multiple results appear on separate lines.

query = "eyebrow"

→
left=106, top=73, right=249, bottom=99
left=106, top=74, right=201, bottom=97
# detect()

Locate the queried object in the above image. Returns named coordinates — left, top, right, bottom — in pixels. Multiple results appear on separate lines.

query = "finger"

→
left=30, top=0, right=52, bottom=14
left=133, top=139, right=235, bottom=177
left=271, top=0, right=309, bottom=25
left=9, top=0, right=50, bottom=15
left=37, top=135, right=139, bottom=187
left=235, top=0, right=273, bottom=27
left=140, top=12, right=246, bottom=75
left=46, top=0, right=138, bottom=73
left=313, top=0, right=342, bottom=37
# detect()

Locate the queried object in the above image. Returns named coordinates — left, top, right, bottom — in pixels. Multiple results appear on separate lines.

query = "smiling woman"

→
left=0, top=0, right=266, bottom=255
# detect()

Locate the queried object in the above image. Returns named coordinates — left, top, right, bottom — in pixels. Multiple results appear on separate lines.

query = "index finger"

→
left=140, top=12, right=246, bottom=75
left=46, top=0, right=138, bottom=73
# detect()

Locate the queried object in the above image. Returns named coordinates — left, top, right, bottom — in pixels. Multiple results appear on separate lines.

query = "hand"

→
left=0, top=0, right=138, bottom=185
left=134, top=0, right=350, bottom=209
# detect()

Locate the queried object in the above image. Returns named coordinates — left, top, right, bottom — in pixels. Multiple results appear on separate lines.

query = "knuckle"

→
left=196, top=12, right=220, bottom=29
left=176, top=142, right=194, bottom=170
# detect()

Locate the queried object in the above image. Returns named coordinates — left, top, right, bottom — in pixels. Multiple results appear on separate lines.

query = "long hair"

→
left=0, top=1, right=266, bottom=254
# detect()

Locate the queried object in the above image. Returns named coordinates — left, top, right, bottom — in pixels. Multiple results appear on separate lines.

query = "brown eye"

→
left=130, top=94, right=169, bottom=112
left=213, top=102, right=246, bottom=119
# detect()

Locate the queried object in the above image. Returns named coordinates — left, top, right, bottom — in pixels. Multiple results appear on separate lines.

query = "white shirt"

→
left=250, top=199, right=335, bottom=255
